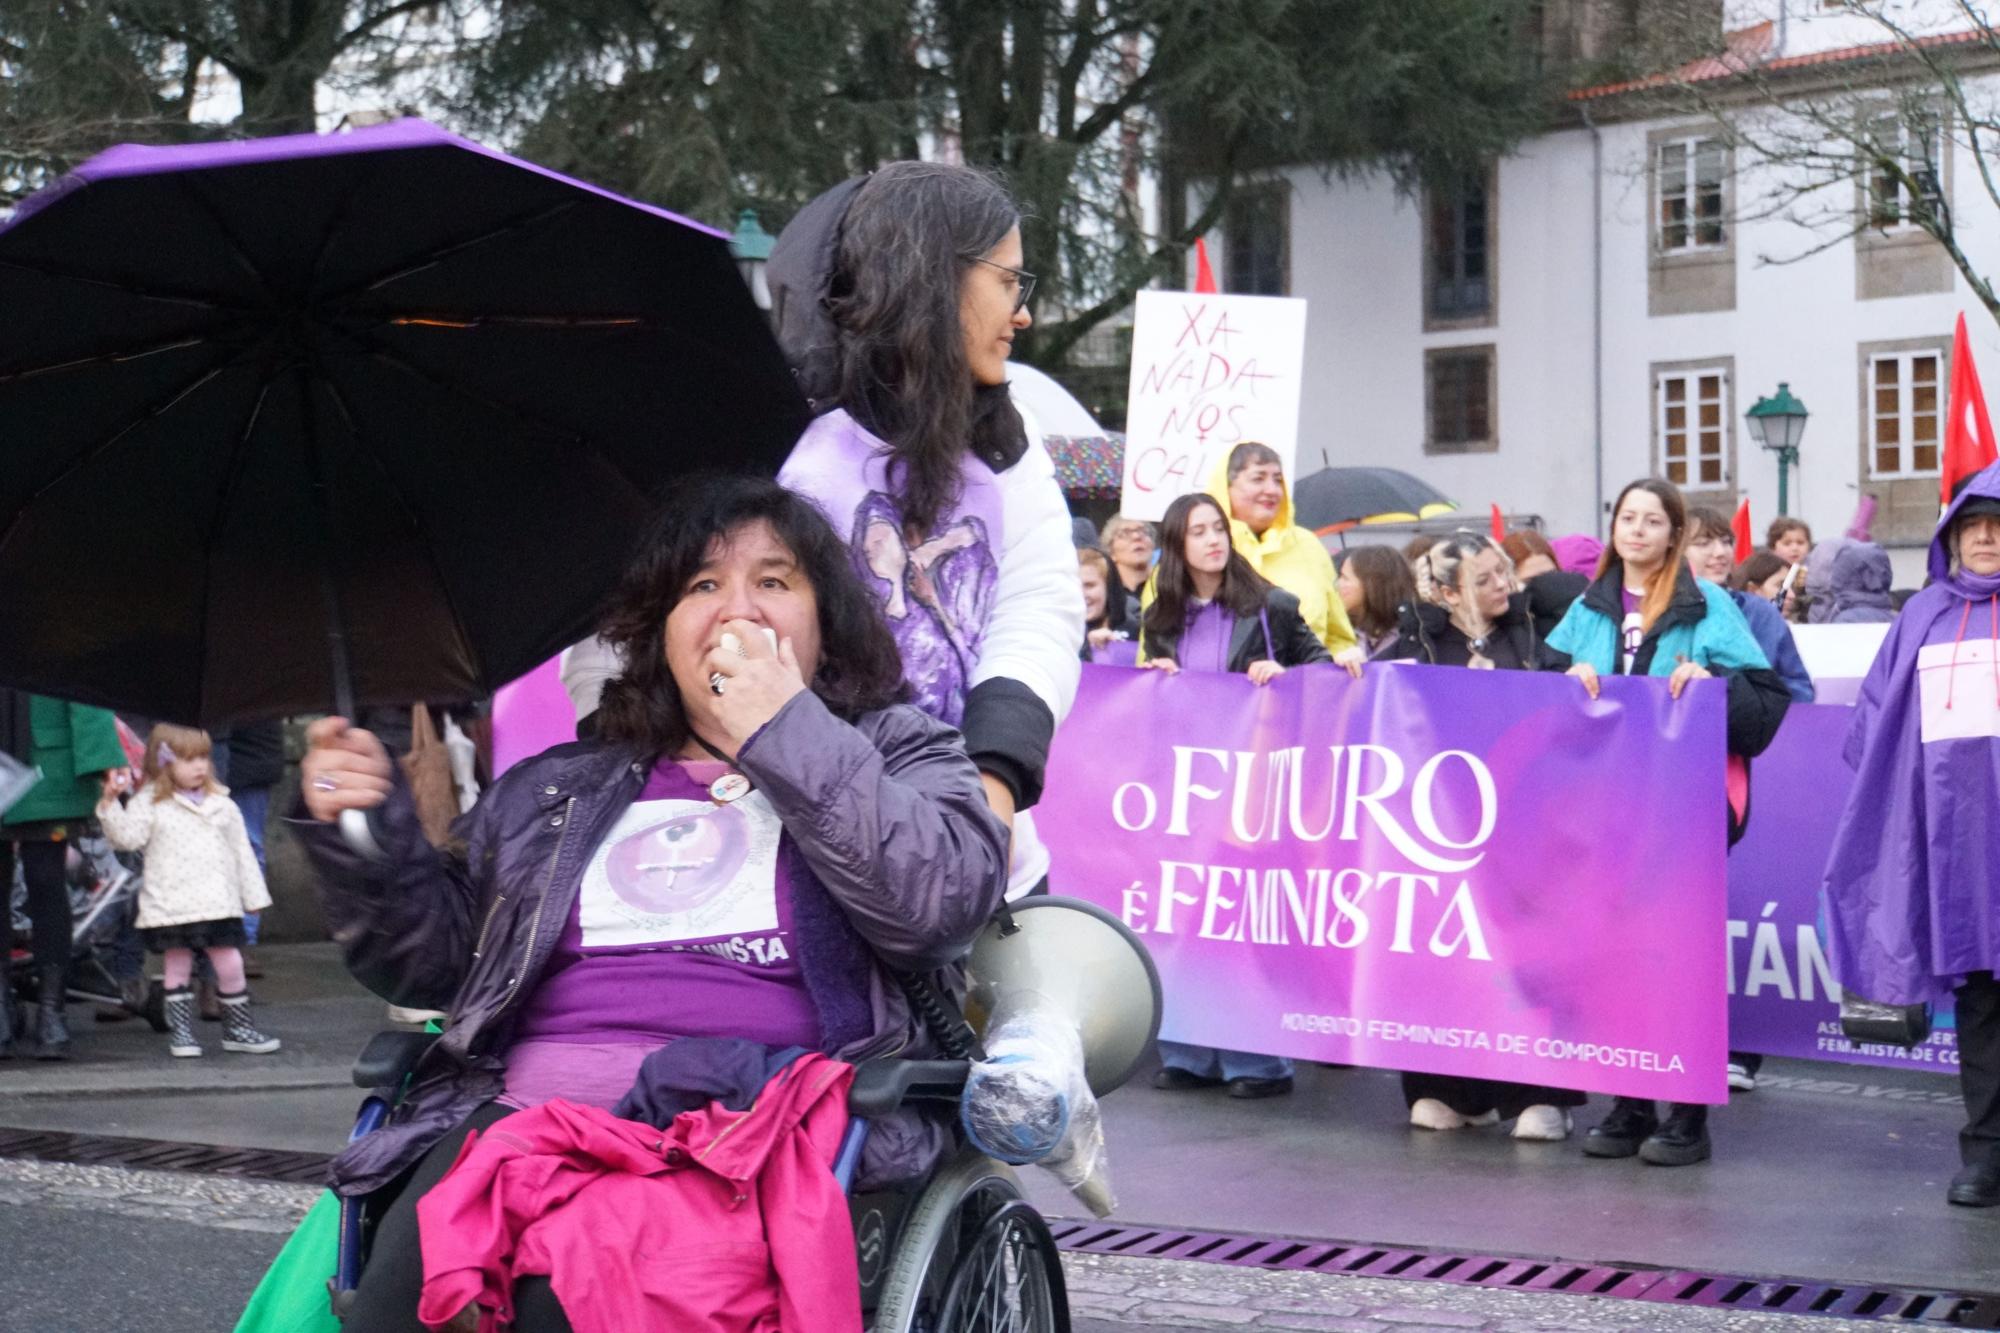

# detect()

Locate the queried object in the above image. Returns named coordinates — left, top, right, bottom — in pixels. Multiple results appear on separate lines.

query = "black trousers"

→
left=1956, top=971, right=2000, bottom=1167
left=1402, top=1072, right=1586, bottom=1118
left=1, top=839, right=71, bottom=972
left=344, top=1102, right=573, bottom=1333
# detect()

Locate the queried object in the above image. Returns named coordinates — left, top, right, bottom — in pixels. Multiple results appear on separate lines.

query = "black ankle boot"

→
left=1640, top=1102, right=1711, bottom=1166
left=1582, top=1096, right=1659, bottom=1158
left=34, top=964, right=70, bottom=1060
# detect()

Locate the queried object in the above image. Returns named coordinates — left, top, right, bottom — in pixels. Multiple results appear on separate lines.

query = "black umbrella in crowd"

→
left=0, top=120, right=809, bottom=726
left=1290, top=466, right=1458, bottom=534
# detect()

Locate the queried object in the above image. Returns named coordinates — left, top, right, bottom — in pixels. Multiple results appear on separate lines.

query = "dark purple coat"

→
left=294, top=691, right=1010, bottom=1197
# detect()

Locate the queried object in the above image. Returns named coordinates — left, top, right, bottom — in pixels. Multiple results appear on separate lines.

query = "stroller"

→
left=5, top=832, right=166, bottom=1033
left=4, top=715, right=167, bottom=1035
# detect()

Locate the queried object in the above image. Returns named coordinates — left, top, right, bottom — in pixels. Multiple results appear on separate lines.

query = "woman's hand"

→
left=1247, top=659, right=1286, bottom=686
left=689, top=618, right=808, bottom=751
left=1333, top=645, right=1365, bottom=680
left=1668, top=660, right=1712, bottom=699
left=97, top=769, right=131, bottom=805
left=979, top=772, right=1017, bottom=835
left=301, top=717, right=394, bottom=823
left=1142, top=657, right=1180, bottom=676
left=1087, top=627, right=1116, bottom=650
left=1567, top=662, right=1600, bottom=700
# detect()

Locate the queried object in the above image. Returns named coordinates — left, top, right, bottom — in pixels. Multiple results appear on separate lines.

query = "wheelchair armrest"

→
left=351, top=1030, right=442, bottom=1090
left=848, top=1059, right=969, bottom=1120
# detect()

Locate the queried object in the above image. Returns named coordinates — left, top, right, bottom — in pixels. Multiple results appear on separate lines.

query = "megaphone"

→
left=964, top=895, right=1162, bottom=1097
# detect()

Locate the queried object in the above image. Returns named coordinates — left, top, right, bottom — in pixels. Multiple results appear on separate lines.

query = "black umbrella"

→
left=1291, top=467, right=1458, bottom=533
left=0, top=120, right=809, bottom=725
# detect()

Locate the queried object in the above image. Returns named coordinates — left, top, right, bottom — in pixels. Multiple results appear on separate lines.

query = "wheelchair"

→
left=324, top=895, right=1162, bottom=1332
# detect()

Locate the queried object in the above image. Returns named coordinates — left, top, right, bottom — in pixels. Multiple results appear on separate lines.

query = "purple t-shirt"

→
left=1178, top=599, right=1235, bottom=674
left=502, top=758, right=820, bottom=1107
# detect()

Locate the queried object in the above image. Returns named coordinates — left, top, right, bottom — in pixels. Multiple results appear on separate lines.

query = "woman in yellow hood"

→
left=1201, top=444, right=1356, bottom=654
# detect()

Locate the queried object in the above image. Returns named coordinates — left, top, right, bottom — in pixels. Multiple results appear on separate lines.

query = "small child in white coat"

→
left=97, top=724, right=279, bottom=1056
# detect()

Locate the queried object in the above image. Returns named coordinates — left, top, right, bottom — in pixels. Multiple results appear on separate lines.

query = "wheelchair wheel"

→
left=872, top=1148, right=1068, bottom=1333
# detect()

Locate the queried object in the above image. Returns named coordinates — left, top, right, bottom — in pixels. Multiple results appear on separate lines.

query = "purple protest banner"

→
left=1041, top=663, right=1730, bottom=1104
left=1727, top=704, right=1960, bottom=1073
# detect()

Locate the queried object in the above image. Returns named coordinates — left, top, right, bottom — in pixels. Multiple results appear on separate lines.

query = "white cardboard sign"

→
left=1119, top=289, right=1308, bottom=522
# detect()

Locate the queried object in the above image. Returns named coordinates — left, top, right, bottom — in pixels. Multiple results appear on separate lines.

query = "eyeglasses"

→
left=971, top=256, right=1037, bottom=314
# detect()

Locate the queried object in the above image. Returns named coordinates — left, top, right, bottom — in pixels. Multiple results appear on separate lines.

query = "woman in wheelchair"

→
left=295, top=475, right=1012, bottom=1331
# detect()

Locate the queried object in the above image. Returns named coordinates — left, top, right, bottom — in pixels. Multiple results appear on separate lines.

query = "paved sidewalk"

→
left=0, top=1158, right=1890, bottom=1333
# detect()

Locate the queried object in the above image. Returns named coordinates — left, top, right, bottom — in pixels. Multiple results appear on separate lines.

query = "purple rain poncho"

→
left=1823, top=462, right=2000, bottom=1005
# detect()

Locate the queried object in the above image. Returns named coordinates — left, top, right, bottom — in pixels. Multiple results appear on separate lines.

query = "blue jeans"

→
left=1158, top=1041, right=1292, bottom=1082
left=235, top=786, right=271, bottom=946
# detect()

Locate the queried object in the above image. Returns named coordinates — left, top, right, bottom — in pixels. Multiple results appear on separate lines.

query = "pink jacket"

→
left=416, top=1056, right=859, bottom=1333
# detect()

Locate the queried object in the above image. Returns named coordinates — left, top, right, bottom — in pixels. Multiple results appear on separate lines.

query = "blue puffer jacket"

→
left=1546, top=562, right=1793, bottom=762
left=292, top=691, right=1010, bottom=1198
left=1728, top=589, right=1815, bottom=703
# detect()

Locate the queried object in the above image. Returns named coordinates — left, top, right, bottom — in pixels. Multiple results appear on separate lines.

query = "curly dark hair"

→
left=821, top=162, right=1027, bottom=535
left=594, top=475, right=909, bottom=755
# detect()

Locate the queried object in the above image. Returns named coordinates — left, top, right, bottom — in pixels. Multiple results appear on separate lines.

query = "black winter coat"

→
left=1141, top=589, right=1332, bottom=673
left=1385, top=595, right=1542, bottom=671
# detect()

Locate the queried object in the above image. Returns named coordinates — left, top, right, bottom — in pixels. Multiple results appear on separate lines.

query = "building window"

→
left=1657, top=137, right=1726, bottom=251
left=1427, top=175, right=1492, bottom=322
left=1866, top=115, right=1942, bottom=231
left=1224, top=188, right=1288, bottom=296
left=1426, top=346, right=1496, bottom=453
left=1869, top=350, right=1942, bottom=477
left=1656, top=367, right=1729, bottom=488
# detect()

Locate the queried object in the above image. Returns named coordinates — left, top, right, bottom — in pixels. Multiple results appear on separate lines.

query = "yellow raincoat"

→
left=1200, top=455, right=1355, bottom=654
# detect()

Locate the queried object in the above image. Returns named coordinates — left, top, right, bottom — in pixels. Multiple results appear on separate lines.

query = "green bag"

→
left=232, top=1190, right=344, bottom=1333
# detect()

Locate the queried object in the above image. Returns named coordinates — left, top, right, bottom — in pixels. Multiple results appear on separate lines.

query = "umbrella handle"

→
left=340, top=808, right=389, bottom=863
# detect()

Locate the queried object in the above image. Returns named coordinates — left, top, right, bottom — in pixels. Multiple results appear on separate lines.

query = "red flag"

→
left=1193, top=237, right=1219, bottom=294
left=1731, top=497, right=1752, bottom=563
left=1490, top=503, right=1506, bottom=542
left=1943, top=312, right=1997, bottom=508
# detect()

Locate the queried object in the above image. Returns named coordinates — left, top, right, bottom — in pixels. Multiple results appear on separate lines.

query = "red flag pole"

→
left=1943, top=312, right=1997, bottom=509
left=1193, top=237, right=1219, bottom=295
left=1731, top=497, right=1753, bottom=564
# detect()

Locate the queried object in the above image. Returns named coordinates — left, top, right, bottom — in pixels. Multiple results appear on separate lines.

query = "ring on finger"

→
left=709, top=672, right=727, bottom=696
left=312, top=774, right=339, bottom=792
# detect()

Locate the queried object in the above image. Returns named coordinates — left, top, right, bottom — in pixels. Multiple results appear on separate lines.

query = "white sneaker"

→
left=1410, top=1098, right=1468, bottom=1130
left=1511, top=1105, right=1573, bottom=1140
left=1726, top=1061, right=1757, bottom=1091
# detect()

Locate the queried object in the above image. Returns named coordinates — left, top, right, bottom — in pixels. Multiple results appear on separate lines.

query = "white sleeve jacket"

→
left=961, top=403, right=1083, bottom=812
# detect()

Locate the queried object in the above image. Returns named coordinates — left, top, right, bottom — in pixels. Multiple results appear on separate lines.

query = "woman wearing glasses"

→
left=769, top=164, right=1081, bottom=900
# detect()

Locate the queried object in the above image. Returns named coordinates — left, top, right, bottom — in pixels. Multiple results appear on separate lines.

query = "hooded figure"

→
left=1823, top=462, right=2000, bottom=1206
left=1198, top=447, right=1357, bottom=654
left=766, top=166, right=1082, bottom=900
left=1825, top=541, right=1896, bottom=624
left=1803, top=537, right=1852, bottom=624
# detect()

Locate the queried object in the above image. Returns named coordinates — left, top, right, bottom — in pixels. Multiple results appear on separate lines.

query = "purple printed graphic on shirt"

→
left=507, top=759, right=819, bottom=1054
left=779, top=410, right=1004, bottom=725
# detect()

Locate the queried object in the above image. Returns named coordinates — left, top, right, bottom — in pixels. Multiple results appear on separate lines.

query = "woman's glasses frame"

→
left=970, top=256, right=1037, bottom=314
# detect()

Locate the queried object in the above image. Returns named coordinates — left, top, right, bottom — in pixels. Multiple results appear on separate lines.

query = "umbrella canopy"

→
left=1046, top=434, right=1125, bottom=501
left=0, top=120, right=809, bottom=725
left=1291, top=467, right=1457, bottom=534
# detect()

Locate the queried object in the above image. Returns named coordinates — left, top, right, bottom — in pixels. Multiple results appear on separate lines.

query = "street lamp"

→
left=727, top=208, right=774, bottom=312
left=1745, top=382, right=1809, bottom=517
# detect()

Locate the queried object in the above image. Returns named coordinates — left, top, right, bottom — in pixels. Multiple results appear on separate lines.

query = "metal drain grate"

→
left=1048, top=1220, right=2000, bottom=1326
left=3, top=1130, right=1994, bottom=1325
left=0, top=1127, right=332, bottom=1185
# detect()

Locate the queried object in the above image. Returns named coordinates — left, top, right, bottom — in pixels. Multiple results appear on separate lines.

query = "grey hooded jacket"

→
left=294, top=690, right=1010, bottom=1198
left=1826, top=541, right=1896, bottom=624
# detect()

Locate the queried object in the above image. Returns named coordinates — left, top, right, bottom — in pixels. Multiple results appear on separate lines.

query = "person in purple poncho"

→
left=1137, top=491, right=1331, bottom=1100
left=1825, top=461, right=2000, bottom=1208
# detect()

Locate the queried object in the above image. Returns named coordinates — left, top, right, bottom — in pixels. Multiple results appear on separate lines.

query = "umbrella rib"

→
left=194, top=370, right=279, bottom=725
left=312, top=364, right=485, bottom=691
left=0, top=255, right=251, bottom=313
left=0, top=334, right=227, bottom=385
left=0, top=349, right=237, bottom=562
left=332, top=325, right=654, bottom=501
left=375, top=312, right=646, bottom=330
left=175, top=175, right=284, bottom=306
left=322, top=200, right=580, bottom=303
